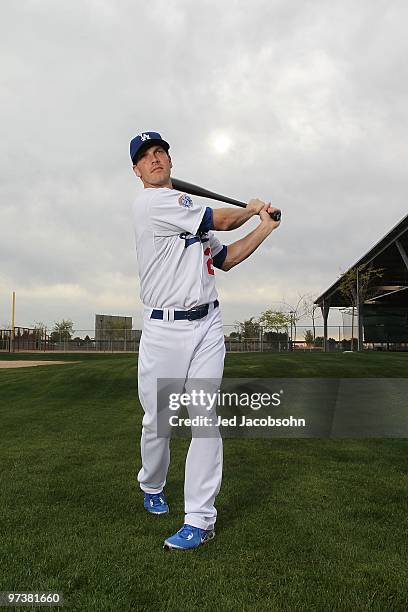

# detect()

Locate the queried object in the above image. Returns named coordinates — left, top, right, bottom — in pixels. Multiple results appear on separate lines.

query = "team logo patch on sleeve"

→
left=178, top=193, right=193, bottom=209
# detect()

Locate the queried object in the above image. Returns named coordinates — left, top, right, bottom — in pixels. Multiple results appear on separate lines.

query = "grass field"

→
left=1, top=352, right=407, bottom=611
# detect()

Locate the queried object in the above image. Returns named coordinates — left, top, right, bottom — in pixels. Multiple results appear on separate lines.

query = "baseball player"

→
left=130, top=131, right=281, bottom=550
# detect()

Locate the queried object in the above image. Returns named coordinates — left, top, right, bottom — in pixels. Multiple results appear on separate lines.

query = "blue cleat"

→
left=144, top=491, right=169, bottom=515
left=163, top=524, right=215, bottom=550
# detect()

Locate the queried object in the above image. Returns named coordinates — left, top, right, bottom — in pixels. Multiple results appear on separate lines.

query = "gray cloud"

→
left=1, top=0, right=407, bottom=333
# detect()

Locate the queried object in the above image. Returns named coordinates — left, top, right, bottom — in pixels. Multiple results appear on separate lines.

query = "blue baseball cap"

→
left=130, top=131, right=170, bottom=164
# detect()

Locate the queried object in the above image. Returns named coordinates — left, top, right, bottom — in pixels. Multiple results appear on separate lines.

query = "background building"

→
left=95, top=314, right=141, bottom=351
left=315, top=214, right=408, bottom=350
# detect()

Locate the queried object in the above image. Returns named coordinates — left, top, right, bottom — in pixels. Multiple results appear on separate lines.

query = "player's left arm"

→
left=220, top=205, right=281, bottom=272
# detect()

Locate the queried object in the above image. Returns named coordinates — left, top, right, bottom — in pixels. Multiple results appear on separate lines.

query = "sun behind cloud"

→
left=209, top=132, right=233, bottom=154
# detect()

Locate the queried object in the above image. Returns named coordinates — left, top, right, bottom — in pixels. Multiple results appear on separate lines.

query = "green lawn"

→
left=0, top=353, right=407, bottom=611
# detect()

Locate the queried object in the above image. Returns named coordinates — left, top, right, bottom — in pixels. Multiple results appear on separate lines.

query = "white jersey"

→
left=131, top=187, right=224, bottom=309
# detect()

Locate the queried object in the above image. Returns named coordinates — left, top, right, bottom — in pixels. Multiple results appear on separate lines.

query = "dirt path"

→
left=0, top=361, right=77, bottom=369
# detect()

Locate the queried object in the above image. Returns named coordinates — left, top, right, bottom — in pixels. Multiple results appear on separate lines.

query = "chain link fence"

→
left=2, top=324, right=398, bottom=353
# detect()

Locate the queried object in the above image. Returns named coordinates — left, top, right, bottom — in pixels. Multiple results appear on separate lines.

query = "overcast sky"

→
left=1, top=0, right=407, bottom=335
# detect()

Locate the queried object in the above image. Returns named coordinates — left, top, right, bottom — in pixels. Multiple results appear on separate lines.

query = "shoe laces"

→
left=149, top=493, right=165, bottom=507
left=178, top=524, right=196, bottom=539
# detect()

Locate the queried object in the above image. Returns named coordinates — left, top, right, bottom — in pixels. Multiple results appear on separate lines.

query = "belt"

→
left=151, top=300, right=219, bottom=321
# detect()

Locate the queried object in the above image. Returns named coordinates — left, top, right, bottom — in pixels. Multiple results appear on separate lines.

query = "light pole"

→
left=10, top=291, right=16, bottom=353
left=289, top=311, right=295, bottom=351
left=258, top=323, right=264, bottom=352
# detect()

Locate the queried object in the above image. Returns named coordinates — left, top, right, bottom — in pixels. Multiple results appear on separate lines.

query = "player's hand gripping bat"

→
left=172, top=178, right=281, bottom=222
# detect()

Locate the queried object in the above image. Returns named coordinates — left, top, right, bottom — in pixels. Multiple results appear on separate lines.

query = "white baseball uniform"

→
left=132, top=187, right=227, bottom=529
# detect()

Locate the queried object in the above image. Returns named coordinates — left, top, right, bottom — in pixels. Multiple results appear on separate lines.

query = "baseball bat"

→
left=172, top=178, right=281, bottom=222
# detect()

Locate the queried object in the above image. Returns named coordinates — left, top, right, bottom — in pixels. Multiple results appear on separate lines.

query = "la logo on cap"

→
left=141, top=133, right=151, bottom=141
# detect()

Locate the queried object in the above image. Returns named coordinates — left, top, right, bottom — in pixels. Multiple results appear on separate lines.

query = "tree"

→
left=315, top=336, right=337, bottom=348
left=258, top=309, right=291, bottom=334
left=339, top=264, right=384, bottom=349
left=264, top=331, right=288, bottom=342
left=50, top=319, right=74, bottom=342
left=286, top=293, right=312, bottom=343
left=302, top=294, right=322, bottom=341
left=258, top=309, right=291, bottom=350
left=304, top=330, right=314, bottom=347
left=235, top=317, right=260, bottom=339
left=33, top=321, right=47, bottom=338
left=226, top=331, right=240, bottom=339
left=266, top=294, right=310, bottom=343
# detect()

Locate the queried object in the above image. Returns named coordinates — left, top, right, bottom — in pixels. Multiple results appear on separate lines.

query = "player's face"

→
left=133, top=145, right=172, bottom=188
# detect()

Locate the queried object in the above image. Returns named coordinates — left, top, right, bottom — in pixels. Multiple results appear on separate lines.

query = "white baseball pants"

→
left=137, top=303, right=225, bottom=530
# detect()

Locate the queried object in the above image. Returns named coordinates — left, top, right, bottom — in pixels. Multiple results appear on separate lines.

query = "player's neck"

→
left=142, top=178, right=173, bottom=189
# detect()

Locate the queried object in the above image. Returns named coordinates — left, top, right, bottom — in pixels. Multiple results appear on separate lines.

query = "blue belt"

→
left=151, top=300, right=219, bottom=321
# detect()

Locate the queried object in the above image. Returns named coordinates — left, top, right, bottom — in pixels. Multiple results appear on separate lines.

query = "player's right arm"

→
left=211, top=199, right=268, bottom=231
left=221, top=205, right=281, bottom=271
